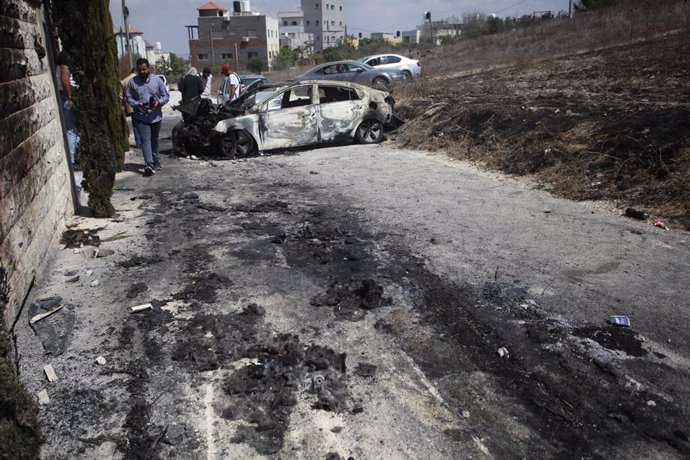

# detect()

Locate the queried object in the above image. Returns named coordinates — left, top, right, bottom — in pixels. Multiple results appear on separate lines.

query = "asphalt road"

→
left=14, top=110, right=690, bottom=458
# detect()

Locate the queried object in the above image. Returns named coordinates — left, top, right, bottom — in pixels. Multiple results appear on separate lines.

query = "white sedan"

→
left=357, top=54, right=421, bottom=79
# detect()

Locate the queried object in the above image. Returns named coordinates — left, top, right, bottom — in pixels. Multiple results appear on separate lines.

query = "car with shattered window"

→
left=172, top=79, right=403, bottom=159
left=294, top=60, right=405, bottom=90
left=357, top=54, right=421, bottom=79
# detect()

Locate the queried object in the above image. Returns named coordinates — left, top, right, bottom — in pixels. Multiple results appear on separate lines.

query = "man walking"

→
left=56, top=46, right=80, bottom=168
left=126, top=58, right=169, bottom=177
left=218, top=63, right=240, bottom=104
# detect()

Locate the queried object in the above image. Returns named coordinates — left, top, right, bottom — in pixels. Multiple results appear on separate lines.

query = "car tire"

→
left=355, top=119, right=384, bottom=144
left=213, top=130, right=256, bottom=158
left=402, top=70, right=412, bottom=80
left=372, top=77, right=389, bottom=90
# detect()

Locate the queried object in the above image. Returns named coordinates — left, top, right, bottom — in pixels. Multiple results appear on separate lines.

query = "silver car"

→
left=357, top=54, right=422, bottom=79
left=211, top=80, right=397, bottom=157
left=294, top=60, right=404, bottom=90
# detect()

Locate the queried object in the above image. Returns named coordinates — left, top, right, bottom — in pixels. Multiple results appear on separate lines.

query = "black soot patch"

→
left=573, top=326, right=647, bottom=357
left=221, top=334, right=349, bottom=455
left=310, top=278, right=389, bottom=321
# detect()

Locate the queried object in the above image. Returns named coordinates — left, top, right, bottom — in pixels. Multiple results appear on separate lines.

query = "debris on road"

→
left=90, top=280, right=99, bottom=287
left=44, top=364, right=58, bottom=382
left=130, top=303, right=153, bottom=313
left=95, top=356, right=107, bottom=365
left=29, top=304, right=64, bottom=324
left=497, top=347, right=510, bottom=358
left=653, top=219, right=670, bottom=231
left=37, top=390, right=50, bottom=405
left=625, top=208, right=649, bottom=220
left=607, top=315, right=631, bottom=327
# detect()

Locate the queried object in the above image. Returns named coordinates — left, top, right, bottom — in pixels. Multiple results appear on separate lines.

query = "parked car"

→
left=240, top=74, right=269, bottom=87
left=172, top=80, right=402, bottom=158
left=357, top=54, right=421, bottom=79
left=294, top=60, right=404, bottom=90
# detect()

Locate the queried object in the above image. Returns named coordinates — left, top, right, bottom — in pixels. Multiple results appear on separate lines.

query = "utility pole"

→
left=424, top=11, right=433, bottom=44
left=209, top=24, right=215, bottom=66
left=569, top=0, right=574, bottom=19
left=122, top=0, right=132, bottom=69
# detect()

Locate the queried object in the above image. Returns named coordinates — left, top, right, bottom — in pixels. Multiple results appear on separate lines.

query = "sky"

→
left=109, top=0, right=572, bottom=56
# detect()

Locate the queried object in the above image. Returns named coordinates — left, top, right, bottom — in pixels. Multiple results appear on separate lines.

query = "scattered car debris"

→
left=90, top=280, right=99, bottom=287
left=647, top=400, right=657, bottom=407
left=462, top=410, right=471, bottom=419
left=607, top=315, right=631, bottom=327
left=82, top=247, right=115, bottom=259
left=86, top=270, right=93, bottom=276
left=497, top=347, right=510, bottom=358
left=653, top=219, right=670, bottom=231
left=37, top=389, right=50, bottom=405
left=44, top=364, right=58, bottom=382
left=60, top=227, right=102, bottom=248
left=29, top=304, right=64, bottom=324
left=66, top=276, right=79, bottom=283
left=130, top=303, right=153, bottom=313
left=95, top=356, right=107, bottom=365
left=624, top=208, right=649, bottom=219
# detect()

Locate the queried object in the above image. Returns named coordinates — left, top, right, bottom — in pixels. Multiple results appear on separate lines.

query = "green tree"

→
left=272, top=47, right=299, bottom=71
left=247, top=58, right=265, bottom=73
left=52, top=0, right=125, bottom=216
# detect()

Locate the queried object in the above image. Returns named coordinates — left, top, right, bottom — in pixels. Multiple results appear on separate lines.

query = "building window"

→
left=306, top=20, right=310, bottom=25
left=197, top=53, right=208, bottom=60
left=315, top=3, right=318, bottom=8
left=315, top=20, right=319, bottom=24
left=221, top=53, right=233, bottom=59
left=331, top=5, right=335, bottom=9
left=291, top=21, right=297, bottom=25
left=339, top=21, right=342, bottom=26
left=331, top=21, right=335, bottom=25
left=247, top=51, right=258, bottom=58
left=339, top=6, right=342, bottom=10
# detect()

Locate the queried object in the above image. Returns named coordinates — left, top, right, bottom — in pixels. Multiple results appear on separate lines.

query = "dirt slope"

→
left=395, top=29, right=690, bottom=230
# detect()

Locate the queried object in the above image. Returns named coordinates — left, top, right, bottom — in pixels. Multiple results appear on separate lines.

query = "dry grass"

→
left=393, top=0, right=690, bottom=230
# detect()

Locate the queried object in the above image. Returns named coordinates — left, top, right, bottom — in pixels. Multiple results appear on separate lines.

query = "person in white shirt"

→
left=218, top=63, right=241, bottom=104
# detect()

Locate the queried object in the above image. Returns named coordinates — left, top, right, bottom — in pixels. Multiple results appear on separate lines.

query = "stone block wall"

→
left=0, top=0, right=74, bottom=328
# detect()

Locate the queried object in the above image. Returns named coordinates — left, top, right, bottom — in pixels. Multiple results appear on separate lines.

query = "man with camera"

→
left=126, top=58, right=170, bottom=177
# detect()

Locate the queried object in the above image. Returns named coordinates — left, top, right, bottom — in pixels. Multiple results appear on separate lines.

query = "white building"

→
left=301, top=0, right=345, bottom=52
left=278, top=10, right=314, bottom=54
left=114, top=26, right=170, bottom=67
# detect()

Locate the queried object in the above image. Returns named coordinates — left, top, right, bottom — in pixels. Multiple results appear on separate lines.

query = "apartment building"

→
left=301, top=0, right=345, bottom=52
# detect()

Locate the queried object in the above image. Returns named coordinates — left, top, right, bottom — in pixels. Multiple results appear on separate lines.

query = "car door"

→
left=337, top=63, right=366, bottom=83
left=377, top=55, right=403, bottom=72
left=316, top=83, right=364, bottom=142
left=258, top=84, right=318, bottom=150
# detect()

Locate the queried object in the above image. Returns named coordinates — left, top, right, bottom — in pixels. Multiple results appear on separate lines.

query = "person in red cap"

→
left=218, top=63, right=241, bottom=104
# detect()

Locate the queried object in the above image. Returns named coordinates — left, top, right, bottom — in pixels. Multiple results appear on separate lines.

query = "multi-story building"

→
left=277, top=10, right=314, bottom=55
left=187, top=1, right=280, bottom=71
left=301, top=0, right=345, bottom=53
left=114, top=26, right=170, bottom=67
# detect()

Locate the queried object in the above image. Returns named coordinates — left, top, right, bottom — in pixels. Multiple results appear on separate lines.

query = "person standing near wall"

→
left=56, top=46, right=80, bottom=169
left=178, top=67, right=204, bottom=104
left=121, top=67, right=142, bottom=148
left=126, top=58, right=169, bottom=177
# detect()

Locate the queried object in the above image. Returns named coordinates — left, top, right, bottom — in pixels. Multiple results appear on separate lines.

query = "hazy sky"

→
left=110, top=0, right=571, bottom=55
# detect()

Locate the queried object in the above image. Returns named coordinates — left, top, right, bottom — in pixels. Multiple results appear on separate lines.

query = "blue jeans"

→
left=130, top=118, right=142, bottom=146
left=61, top=94, right=80, bottom=164
left=132, top=119, right=161, bottom=166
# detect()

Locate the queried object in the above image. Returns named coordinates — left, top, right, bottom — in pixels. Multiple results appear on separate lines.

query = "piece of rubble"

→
left=90, top=279, right=100, bottom=287
left=462, top=410, right=471, bottom=419
left=95, top=356, right=107, bottom=365
left=38, top=389, right=50, bottom=405
left=607, top=315, right=630, bottom=327
left=86, top=270, right=93, bottom=276
left=44, top=364, right=58, bottom=382
left=29, top=304, right=64, bottom=324
left=647, top=400, right=657, bottom=407
left=497, top=347, right=510, bottom=358
left=130, top=303, right=153, bottom=313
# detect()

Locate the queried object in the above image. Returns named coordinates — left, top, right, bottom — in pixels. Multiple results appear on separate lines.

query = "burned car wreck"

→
left=172, top=79, right=403, bottom=158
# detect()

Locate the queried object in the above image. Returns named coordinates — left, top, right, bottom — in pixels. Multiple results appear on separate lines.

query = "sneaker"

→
left=153, top=161, right=162, bottom=170
left=143, top=165, right=155, bottom=177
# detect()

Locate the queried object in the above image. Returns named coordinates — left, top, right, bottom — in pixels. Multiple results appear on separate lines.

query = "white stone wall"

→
left=0, top=0, right=74, bottom=327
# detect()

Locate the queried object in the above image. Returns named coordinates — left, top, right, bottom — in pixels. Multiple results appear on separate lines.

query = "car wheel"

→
left=372, top=77, right=389, bottom=90
left=355, top=119, right=384, bottom=144
left=402, top=70, right=412, bottom=80
left=213, top=130, right=256, bottom=158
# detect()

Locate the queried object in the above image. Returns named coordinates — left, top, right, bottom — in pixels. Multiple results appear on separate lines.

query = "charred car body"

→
left=172, top=79, right=402, bottom=158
